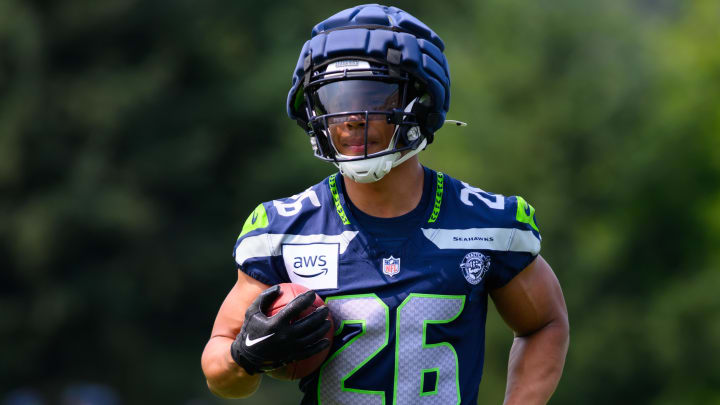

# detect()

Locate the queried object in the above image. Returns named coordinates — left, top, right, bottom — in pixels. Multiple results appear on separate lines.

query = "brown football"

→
left=265, top=283, right=334, bottom=380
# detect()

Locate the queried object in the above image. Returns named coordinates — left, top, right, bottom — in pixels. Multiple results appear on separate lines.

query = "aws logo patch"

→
left=282, top=243, right=339, bottom=290
left=291, top=255, right=329, bottom=278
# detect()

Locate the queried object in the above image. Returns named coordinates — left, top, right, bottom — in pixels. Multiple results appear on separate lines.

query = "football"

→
left=265, top=283, right=334, bottom=380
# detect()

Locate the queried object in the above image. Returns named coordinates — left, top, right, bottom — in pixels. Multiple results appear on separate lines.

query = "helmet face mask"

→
left=303, top=59, right=424, bottom=165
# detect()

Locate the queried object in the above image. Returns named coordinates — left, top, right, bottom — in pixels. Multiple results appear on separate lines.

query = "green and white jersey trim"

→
left=420, top=228, right=541, bottom=255
left=234, top=231, right=359, bottom=266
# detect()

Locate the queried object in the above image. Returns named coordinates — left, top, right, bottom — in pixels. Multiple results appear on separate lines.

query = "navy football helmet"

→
left=287, top=4, right=452, bottom=182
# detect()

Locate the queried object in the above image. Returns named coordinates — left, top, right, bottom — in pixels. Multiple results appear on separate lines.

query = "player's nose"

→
left=344, top=113, right=366, bottom=128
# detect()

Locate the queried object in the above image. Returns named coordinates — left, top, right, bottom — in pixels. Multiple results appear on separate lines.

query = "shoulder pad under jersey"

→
left=422, top=174, right=541, bottom=256
left=232, top=180, right=359, bottom=282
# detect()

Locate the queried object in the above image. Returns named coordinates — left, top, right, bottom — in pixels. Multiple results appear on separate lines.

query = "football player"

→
left=201, top=4, right=569, bottom=404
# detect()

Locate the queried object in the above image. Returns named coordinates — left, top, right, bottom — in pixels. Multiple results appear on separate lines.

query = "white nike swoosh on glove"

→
left=245, top=333, right=275, bottom=347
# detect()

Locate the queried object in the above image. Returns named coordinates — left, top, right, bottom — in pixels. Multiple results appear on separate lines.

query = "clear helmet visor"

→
left=309, top=79, right=401, bottom=125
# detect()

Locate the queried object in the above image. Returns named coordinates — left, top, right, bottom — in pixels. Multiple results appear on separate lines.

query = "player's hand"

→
left=230, top=284, right=331, bottom=375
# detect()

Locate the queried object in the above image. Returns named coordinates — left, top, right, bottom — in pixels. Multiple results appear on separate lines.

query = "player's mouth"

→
left=340, top=138, right=381, bottom=155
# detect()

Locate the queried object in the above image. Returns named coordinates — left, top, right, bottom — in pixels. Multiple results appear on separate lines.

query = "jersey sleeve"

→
left=232, top=202, right=287, bottom=286
left=485, top=195, right=542, bottom=289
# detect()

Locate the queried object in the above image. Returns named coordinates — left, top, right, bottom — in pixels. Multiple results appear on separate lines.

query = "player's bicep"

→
left=489, top=255, right=567, bottom=336
left=210, top=270, right=271, bottom=339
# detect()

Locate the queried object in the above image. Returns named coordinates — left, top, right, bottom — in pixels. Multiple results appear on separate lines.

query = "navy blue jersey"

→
left=233, top=169, right=541, bottom=405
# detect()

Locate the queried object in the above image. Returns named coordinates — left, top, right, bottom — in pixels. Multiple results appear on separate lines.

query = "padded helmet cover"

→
left=287, top=4, right=450, bottom=134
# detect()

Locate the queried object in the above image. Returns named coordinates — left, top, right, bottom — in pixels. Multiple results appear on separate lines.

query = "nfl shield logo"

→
left=382, top=256, right=400, bottom=277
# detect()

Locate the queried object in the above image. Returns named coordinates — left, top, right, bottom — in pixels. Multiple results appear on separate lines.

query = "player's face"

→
left=311, top=80, right=401, bottom=156
left=328, top=114, right=396, bottom=156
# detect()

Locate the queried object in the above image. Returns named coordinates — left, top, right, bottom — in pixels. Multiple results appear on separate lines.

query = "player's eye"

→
left=327, top=113, right=388, bottom=126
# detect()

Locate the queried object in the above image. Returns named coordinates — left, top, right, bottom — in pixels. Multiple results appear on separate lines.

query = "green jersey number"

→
left=318, top=294, right=465, bottom=405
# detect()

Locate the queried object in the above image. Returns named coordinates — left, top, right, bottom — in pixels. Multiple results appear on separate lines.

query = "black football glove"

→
left=230, top=284, right=331, bottom=375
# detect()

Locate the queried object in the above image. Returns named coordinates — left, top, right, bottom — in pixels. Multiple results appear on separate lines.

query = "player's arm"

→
left=201, top=270, right=269, bottom=398
left=489, top=255, right=569, bottom=405
left=201, top=270, right=332, bottom=398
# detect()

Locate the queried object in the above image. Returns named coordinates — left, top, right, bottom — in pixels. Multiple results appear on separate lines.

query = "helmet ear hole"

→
left=397, top=97, right=431, bottom=147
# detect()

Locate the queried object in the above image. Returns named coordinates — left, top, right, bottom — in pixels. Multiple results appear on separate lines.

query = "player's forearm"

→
left=201, top=336, right=262, bottom=398
left=503, top=318, right=569, bottom=405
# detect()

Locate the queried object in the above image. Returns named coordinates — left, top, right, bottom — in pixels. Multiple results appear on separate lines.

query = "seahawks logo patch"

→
left=459, top=252, right=490, bottom=285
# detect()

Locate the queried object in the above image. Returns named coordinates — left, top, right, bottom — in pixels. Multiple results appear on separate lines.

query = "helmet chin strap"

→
left=334, top=136, right=427, bottom=183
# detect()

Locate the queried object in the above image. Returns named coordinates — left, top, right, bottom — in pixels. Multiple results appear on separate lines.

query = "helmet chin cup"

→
left=336, top=153, right=400, bottom=183
left=335, top=136, right=427, bottom=183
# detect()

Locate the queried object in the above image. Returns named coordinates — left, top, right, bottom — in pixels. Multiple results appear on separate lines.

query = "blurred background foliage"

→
left=1, top=0, right=719, bottom=404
